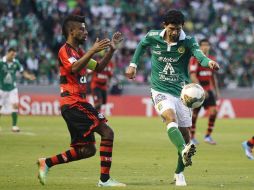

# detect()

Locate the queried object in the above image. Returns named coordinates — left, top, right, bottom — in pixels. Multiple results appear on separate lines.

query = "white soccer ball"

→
left=180, top=83, right=205, bottom=108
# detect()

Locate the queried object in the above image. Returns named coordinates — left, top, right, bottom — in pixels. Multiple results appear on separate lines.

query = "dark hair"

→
left=62, top=15, right=86, bottom=38
left=7, top=47, right=16, bottom=52
left=163, top=10, right=185, bottom=25
left=199, top=38, right=210, bottom=45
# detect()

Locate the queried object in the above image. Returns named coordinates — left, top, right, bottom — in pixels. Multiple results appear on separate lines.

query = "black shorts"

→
left=92, top=87, right=107, bottom=105
left=202, top=90, right=216, bottom=109
left=61, top=102, right=107, bottom=147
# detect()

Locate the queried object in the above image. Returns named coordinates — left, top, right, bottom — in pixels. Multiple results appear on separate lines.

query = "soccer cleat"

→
left=242, top=141, right=254, bottom=160
left=98, top=178, right=126, bottom=187
left=190, top=138, right=199, bottom=145
left=37, top=158, right=49, bottom=185
left=181, top=143, right=196, bottom=167
left=174, top=173, right=187, bottom=186
left=12, top=126, right=20, bottom=132
left=204, top=136, right=216, bottom=145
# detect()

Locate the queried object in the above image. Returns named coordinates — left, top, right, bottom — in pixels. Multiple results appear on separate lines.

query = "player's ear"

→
left=163, top=22, right=167, bottom=28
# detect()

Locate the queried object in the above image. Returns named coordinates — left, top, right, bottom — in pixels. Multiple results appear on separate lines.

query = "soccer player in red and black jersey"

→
left=37, top=15, right=125, bottom=187
left=89, top=53, right=114, bottom=112
left=189, top=39, right=220, bottom=145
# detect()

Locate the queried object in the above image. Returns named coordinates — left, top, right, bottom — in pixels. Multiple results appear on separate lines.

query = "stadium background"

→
left=0, top=0, right=254, bottom=117
left=1, top=1, right=254, bottom=190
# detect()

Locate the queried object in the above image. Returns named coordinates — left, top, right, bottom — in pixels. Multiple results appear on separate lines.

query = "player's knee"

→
left=76, top=146, right=96, bottom=158
left=162, top=109, right=177, bottom=125
left=104, top=127, right=114, bottom=140
left=210, top=107, right=217, bottom=116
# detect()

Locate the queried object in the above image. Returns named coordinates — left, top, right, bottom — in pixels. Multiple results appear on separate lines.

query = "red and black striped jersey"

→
left=189, top=55, right=216, bottom=91
left=90, top=61, right=113, bottom=91
left=58, top=43, right=89, bottom=108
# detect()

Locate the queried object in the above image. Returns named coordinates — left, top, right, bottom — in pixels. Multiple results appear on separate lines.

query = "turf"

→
left=0, top=116, right=253, bottom=190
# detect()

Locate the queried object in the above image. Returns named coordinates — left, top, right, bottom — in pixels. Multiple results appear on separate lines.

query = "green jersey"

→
left=0, top=56, right=23, bottom=91
left=130, top=29, right=211, bottom=97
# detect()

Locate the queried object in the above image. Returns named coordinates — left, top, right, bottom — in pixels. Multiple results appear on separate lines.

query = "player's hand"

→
left=110, top=32, right=123, bottom=50
left=125, top=66, right=137, bottom=79
left=208, top=61, right=220, bottom=71
left=29, top=74, right=36, bottom=81
left=90, top=38, right=111, bottom=53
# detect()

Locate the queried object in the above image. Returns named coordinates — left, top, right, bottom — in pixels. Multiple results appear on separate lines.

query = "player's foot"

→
left=98, top=178, right=126, bottom=187
left=190, top=138, right=199, bottom=145
left=181, top=143, right=196, bottom=167
left=174, top=173, right=187, bottom=186
left=204, top=136, right=216, bottom=145
left=242, top=141, right=254, bottom=160
left=37, top=158, right=49, bottom=185
left=12, top=126, right=20, bottom=132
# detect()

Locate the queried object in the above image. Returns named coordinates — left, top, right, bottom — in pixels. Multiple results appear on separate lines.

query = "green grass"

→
left=0, top=116, right=253, bottom=190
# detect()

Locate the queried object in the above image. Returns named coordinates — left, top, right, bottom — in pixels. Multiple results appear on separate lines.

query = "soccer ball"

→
left=180, top=83, right=205, bottom=108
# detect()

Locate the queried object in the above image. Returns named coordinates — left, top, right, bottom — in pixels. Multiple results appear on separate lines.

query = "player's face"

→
left=7, top=51, right=16, bottom=61
left=71, top=22, right=88, bottom=44
left=200, top=42, right=210, bottom=54
left=164, top=24, right=182, bottom=42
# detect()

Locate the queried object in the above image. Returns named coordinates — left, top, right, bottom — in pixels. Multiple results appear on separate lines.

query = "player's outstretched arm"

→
left=71, top=38, right=111, bottom=73
left=23, top=71, right=36, bottom=80
left=95, top=32, right=123, bottom=72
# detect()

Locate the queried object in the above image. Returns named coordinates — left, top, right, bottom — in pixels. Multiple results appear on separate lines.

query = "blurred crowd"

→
left=0, top=0, right=253, bottom=88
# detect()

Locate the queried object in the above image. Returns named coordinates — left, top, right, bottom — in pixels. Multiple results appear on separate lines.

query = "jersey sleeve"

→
left=16, top=60, right=24, bottom=72
left=58, top=48, right=97, bottom=72
left=130, top=31, right=152, bottom=68
left=58, top=48, right=75, bottom=73
left=188, top=37, right=211, bottom=67
left=189, top=57, right=198, bottom=73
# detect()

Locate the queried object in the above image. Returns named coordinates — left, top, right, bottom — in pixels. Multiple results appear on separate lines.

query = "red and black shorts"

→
left=203, top=90, right=216, bottom=109
left=92, top=87, right=107, bottom=105
left=61, top=102, right=107, bottom=147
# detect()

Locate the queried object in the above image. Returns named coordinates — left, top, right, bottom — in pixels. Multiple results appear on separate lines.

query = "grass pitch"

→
left=0, top=116, right=253, bottom=190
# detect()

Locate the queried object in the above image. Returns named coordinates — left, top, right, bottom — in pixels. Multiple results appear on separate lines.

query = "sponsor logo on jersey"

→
left=158, top=56, right=179, bottom=63
left=79, top=76, right=87, bottom=83
left=177, top=46, right=185, bottom=54
left=199, top=70, right=212, bottom=76
left=148, top=31, right=159, bottom=36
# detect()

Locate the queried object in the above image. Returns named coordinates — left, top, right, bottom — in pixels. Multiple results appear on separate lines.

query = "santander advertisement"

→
left=2, top=93, right=252, bottom=118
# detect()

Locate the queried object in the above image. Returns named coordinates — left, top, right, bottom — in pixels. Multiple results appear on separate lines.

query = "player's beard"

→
left=170, top=34, right=179, bottom=42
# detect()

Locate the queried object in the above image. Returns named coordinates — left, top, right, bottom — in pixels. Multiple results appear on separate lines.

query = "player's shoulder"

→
left=183, top=35, right=199, bottom=47
left=58, top=43, right=72, bottom=58
left=146, top=30, right=162, bottom=37
left=184, top=35, right=196, bottom=42
left=58, top=43, right=67, bottom=54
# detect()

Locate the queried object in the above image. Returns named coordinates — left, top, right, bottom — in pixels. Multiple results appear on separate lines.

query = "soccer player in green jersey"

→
left=126, top=10, right=219, bottom=186
left=0, top=48, right=35, bottom=132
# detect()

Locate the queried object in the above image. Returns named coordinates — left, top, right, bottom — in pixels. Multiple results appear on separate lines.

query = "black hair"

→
left=163, top=10, right=185, bottom=25
left=62, top=15, right=86, bottom=39
left=7, top=47, right=16, bottom=52
left=199, top=38, right=210, bottom=45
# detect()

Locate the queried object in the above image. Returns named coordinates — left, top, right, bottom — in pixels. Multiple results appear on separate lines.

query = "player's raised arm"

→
left=189, top=38, right=219, bottom=71
left=126, top=32, right=152, bottom=79
left=94, top=32, right=123, bottom=72
left=71, top=38, right=111, bottom=73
